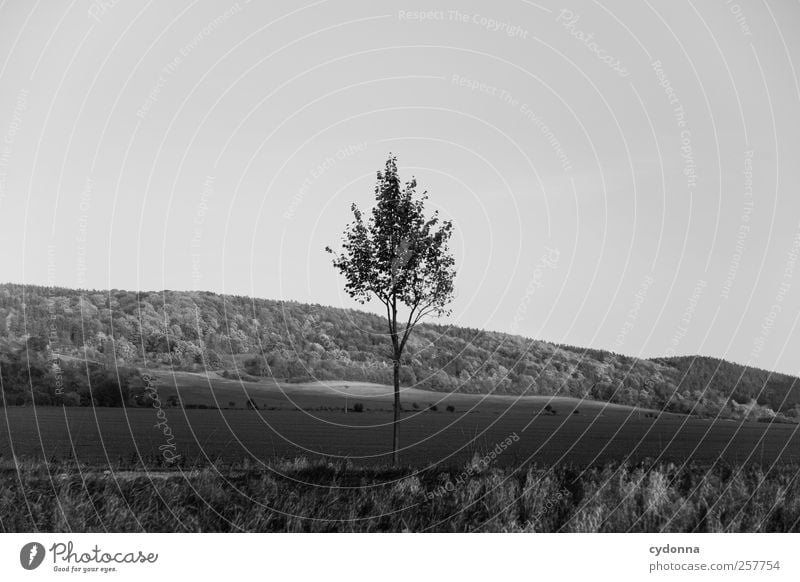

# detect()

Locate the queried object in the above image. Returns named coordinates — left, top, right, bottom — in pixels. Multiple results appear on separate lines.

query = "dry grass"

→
left=2, top=455, right=799, bottom=532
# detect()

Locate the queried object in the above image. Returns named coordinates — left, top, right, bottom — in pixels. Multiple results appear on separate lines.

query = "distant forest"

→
left=0, top=283, right=798, bottom=421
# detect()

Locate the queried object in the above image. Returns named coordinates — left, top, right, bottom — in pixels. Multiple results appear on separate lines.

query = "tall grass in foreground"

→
left=1, top=456, right=798, bottom=532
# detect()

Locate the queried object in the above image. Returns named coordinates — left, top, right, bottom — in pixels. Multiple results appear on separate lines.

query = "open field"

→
left=140, top=369, right=662, bottom=412
left=2, top=372, right=798, bottom=468
left=2, top=356, right=799, bottom=534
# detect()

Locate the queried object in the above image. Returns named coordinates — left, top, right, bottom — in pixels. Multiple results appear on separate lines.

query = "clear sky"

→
left=1, top=0, right=799, bottom=376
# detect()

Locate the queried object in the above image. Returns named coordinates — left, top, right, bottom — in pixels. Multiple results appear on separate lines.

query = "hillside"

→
left=0, top=283, right=798, bottom=420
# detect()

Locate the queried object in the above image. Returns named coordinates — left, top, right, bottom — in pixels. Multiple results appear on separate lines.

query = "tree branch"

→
left=398, top=298, right=437, bottom=354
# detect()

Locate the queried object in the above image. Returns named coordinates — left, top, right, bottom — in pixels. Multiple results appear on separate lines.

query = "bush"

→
left=446, top=405, right=455, bottom=413
left=429, top=404, right=438, bottom=412
left=244, top=356, right=268, bottom=376
left=351, top=402, right=364, bottom=413
left=90, top=368, right=131, bottom=407
left=204, top=349, right=223, bottom=368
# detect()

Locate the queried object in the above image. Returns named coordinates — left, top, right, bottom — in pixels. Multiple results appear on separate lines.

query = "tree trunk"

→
left=392, top=356, right=400, bottom=466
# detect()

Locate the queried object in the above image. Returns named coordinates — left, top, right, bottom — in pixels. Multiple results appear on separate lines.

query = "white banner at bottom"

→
left=1, top=533, right=796, bottom=581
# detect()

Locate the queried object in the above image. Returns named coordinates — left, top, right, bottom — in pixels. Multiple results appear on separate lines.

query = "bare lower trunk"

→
left=392, top=357, right=400, bottom=466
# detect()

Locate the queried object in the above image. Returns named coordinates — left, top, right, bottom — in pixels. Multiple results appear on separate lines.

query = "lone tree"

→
left=326, top=155, right=456, bottom=465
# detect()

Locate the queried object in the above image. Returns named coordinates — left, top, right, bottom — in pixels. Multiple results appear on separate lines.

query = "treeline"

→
left=0, top=336, right=156, bottom=408
left=0, top=283, right=798, bottom=420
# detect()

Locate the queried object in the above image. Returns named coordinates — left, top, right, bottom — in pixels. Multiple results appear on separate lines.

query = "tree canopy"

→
left=326, top=155, right=456, bottom=356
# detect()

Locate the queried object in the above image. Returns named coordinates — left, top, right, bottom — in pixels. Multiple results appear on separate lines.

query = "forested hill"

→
left=0, top=283, right=798, bottom=420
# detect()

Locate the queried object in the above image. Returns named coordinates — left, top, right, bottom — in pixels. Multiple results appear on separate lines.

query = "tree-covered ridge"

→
left=0, top=283, right=798, bottom=420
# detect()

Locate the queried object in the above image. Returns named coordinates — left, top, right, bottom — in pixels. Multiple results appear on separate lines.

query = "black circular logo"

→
left=20, top=542, right=45, bottom=570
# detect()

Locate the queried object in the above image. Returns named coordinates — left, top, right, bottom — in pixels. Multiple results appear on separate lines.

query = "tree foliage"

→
left=326, top=155, right=455, bottom=355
